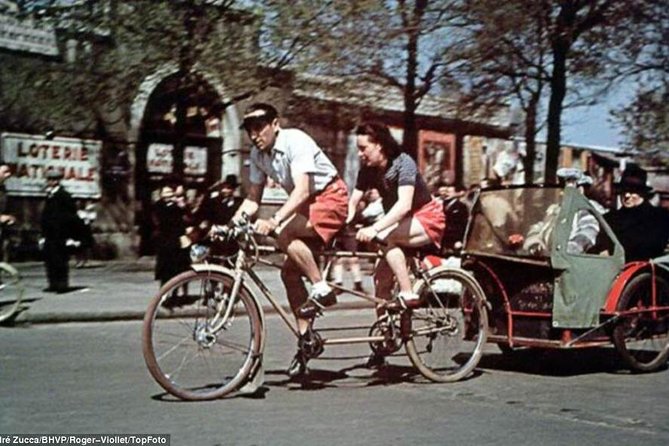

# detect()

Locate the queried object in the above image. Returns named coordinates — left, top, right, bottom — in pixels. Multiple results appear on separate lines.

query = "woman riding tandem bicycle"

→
left=346, top=122, right=446, bottom=367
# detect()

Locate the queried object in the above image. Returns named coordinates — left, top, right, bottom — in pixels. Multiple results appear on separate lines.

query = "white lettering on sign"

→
left=146, top=143, right=174, bottom=174
left=0, top=133, right=101, bottom=198
left=0, top=13, right=59, bottom=56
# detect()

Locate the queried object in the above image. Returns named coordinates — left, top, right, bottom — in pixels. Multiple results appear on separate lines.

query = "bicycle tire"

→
left=612, top=272, right=669, bottom=373
left=0, top=263, right=23, bottom=324
left=405, top=266, right=488, bottom=382
left=142, top=268, right=263, bottom=400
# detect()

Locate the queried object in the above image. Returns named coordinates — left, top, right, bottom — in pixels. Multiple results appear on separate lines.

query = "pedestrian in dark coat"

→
left=604, top=165, right=669, bottom=262
left=153, top=181, right=191, bottom=285
left=41, top=170, right=79, bottom=293
left=188, top=174, right=244, bottom=243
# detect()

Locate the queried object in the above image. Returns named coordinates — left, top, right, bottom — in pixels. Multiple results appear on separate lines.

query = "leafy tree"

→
left=458, top=0, right=639, bottom=182
left=0, top=0, right=263, bottom=139
left=541, top=0, right=634, bottom=182
left=259, top=0, right=465, bottom=159
left=610, top=0, right=668, bottom=163
left=458, top=0, right=551, bottom=184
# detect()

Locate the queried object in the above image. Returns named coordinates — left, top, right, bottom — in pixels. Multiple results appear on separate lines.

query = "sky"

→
left=556, top=85, right=635, bottom=150
left=562, top=104, right=624, bottom=149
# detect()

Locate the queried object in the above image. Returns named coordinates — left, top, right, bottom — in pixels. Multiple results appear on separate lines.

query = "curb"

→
left=11, top=300, right=375, bottom=326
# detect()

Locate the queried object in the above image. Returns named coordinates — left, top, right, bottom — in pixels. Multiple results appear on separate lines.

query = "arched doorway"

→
left=136, top=72, right=224, bottom=255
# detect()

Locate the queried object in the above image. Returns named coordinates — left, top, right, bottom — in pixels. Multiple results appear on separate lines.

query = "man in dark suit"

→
left=436, top=181, right=469, bottom=254
left=188, top=174, right=244, bottom=243
left=605, top=165, right=669, bottom=262
left=41, top=170, right=79, bottom=293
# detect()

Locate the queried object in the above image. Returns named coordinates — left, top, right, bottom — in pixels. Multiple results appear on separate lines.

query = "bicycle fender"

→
left=413, top=265, right=489, bottom=307
left=190, top=262, right=235, bottom=276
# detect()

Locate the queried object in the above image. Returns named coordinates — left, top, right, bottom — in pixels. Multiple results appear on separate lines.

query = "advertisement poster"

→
left=418, top=130, right=455, bottom=191
left=183, top=145, right=207, bottom=176
left=146, top=143, right=173, bottom=174
left=0, top=132, right=101, bottom=198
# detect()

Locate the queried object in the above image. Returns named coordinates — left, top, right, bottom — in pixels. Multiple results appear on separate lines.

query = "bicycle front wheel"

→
left=142, top=269, right=263, bottom=400
left=0, top=263, right=23, bottom=324
left=405, top=267, right=488, bottom=382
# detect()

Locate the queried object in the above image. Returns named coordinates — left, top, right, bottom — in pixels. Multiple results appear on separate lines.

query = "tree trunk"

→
left=523, top=101, right=538, bottom=184
left=402, top=25, right=419, bottom=160
left=400, top=0, right=425, bottom=160
left=403, top=98, right=419, bottom=160
left=545, top=41, right=568, bottom=183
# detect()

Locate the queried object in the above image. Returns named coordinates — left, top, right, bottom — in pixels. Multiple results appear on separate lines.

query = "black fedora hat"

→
left=221, top=174, right=239, bottom=189
left=46, top=169, right=64, bottom=180
left=614, top=165, right=653, bottom=194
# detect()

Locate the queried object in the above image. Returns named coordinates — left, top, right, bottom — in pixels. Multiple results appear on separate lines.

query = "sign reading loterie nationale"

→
left=0, top=13, right=59, bottom=56
left=0, top=133, right=101, bottom=198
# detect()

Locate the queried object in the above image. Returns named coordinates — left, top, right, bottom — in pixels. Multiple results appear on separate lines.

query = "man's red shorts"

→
left=297, top=177, right=349, bottom=245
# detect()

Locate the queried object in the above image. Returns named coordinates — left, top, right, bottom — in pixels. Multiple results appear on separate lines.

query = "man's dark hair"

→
left=355, top=121, right=402, bottom=160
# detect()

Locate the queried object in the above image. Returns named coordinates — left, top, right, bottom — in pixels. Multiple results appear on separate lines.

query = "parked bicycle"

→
left=142, top=216, right=488, bottom=400
left=0, top=221, right=24, bottom=324
left=0, top=261, right=24, bottom=324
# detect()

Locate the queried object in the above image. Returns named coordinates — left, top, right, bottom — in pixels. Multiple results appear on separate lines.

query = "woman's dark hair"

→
left=355, top=121, right=402, bottom=160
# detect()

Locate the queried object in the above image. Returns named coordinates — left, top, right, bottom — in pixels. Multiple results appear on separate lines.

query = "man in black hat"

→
left=604, top=165, right=669, bottom=262
left=41, top=169, right=80, bottom=292
left=188, top=174, right=244, bottom=243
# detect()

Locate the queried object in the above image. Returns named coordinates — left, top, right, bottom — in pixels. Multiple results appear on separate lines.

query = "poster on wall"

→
left=418, top=130, right=455, bottom=192
left=183, top=145, right=207, bottom=176
left=146, top=143, right=173, bottom=174
left=0, top=132, right=101, bottom=198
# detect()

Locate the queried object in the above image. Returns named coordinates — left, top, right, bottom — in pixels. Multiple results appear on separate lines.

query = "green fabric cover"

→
left=550, top=188, right=624, bottom=328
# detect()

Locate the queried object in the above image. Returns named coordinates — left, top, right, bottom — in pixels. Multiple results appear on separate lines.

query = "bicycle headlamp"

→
left=190, top=244, right=210, bottom=263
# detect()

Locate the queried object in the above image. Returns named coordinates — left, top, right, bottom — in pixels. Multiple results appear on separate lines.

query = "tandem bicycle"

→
left=142, top=217, right=488, bottom=400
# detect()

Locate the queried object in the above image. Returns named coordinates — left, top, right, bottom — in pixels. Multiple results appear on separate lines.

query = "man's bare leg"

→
left=280, top=257, right=311, bottom=335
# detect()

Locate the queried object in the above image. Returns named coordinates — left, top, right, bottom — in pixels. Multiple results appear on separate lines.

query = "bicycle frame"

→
left=143, top=226, right=491, bottom=400
left=203, top=237, right=425, bottom=347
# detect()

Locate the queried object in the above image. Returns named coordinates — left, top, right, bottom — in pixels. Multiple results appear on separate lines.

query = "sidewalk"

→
left=8, top=259, right=374, bottom=325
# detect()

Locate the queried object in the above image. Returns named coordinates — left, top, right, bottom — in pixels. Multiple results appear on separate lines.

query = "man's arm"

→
left=347, top=188, right=364, bottom=225
left=255, top=172, right=312, bottom=236
left=357, top=185, right=413, bottom=242
left=234, top=182, right=264, bottom=221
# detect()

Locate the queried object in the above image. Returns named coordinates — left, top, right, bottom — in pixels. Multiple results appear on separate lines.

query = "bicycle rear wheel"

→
left=405, top=267, right=488, bottom=382
left=142, top=269, right=263, bottom=400
left=0, top=263, right=23, bottom=324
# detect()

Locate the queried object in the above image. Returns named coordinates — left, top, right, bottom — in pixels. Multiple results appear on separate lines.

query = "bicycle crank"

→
left=368, top=315, right=403, bottom=356
left=298, top=327, right=324, bottom=360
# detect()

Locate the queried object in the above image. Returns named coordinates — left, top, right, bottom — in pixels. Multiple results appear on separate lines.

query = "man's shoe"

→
left=365, top=352, right=387, bottom=369
left=286, top=353, right=308, bottom=378
left=297, top=290, right=337, bottom=318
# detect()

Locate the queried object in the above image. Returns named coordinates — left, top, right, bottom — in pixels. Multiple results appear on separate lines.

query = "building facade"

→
left=0, top=1, right=513, bottom=260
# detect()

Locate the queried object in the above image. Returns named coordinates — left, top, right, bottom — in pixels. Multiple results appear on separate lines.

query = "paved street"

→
left=3, top=315, right=669, bottom=445
left=2, top=261, right=669, bottom=445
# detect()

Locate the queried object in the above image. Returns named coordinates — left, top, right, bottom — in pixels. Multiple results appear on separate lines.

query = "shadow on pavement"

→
left=477, top=347, right=635, bottom=377
left=264, top=360, right=425, bottom=391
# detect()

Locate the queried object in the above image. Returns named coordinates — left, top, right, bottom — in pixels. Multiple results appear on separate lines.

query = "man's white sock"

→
left=312, top=280, right=332, bottom=296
